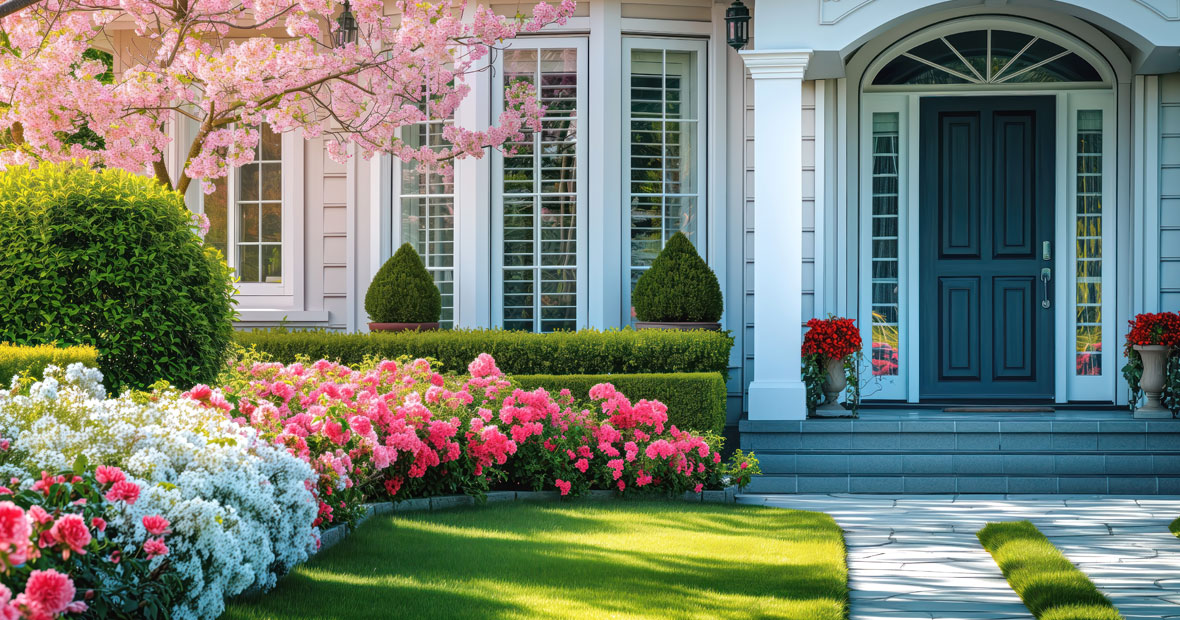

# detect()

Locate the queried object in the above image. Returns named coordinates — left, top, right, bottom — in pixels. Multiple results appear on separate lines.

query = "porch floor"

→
left=852, top=408, right=1141, bottom=421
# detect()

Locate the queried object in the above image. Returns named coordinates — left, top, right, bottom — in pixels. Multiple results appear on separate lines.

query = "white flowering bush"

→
left=0, top=364, right=318, bottom=619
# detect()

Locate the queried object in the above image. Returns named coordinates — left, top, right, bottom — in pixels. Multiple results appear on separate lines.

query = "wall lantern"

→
left=725, top=0, right=750, bottom=51
left=334, top=0, right=358, bottom=48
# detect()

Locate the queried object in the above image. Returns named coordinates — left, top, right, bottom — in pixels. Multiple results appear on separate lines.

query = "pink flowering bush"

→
left=202, top=354, right=731, bottom=527
left=0, top=458, right=181, bottom=619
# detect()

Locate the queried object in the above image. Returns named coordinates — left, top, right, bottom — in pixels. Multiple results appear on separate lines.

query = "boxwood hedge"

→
left=235, top=328, right=733, bottom=377
left=0, top=344, right=99, bottom=385
left=512, top=372, right=727, bottom=435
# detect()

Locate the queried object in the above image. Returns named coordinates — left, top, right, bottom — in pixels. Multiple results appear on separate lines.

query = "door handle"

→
left=1040, top=268, right=1051, bottom=309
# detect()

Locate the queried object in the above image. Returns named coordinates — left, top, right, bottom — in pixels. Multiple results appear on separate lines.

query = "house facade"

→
left=165, top=0, right=1180, bottom=423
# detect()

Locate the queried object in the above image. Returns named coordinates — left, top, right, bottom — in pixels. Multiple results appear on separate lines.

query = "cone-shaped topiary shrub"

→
left=0, top=162, right=236, bottom=392
left=632, top=232, right=723, bottom=323
left=365, top=243, right=442, bottom=323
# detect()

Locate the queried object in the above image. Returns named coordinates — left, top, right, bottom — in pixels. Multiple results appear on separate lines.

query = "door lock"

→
left=1040, top=268, right=1052, bottom=309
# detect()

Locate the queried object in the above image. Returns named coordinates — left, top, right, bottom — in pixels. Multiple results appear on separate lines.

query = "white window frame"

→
left=491, top=36, right=590, bottom=332
left=187, top=123, right=305, bottom=307
left=621, top=36, right=709, bottom=321
left=392, top=121, right=459, bottom=329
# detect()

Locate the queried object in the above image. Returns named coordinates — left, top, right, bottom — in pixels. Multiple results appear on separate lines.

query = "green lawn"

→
left=225, top=501, right=848, bottom=620
left=977, top=521, right=1123, bottom=620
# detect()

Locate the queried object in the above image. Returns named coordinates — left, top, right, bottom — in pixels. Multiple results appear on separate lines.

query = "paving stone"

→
left=741, top=493, right=1180, bottom=620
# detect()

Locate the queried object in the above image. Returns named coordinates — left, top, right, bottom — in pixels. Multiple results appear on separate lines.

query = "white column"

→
left=740, top=49, right=812, bottom=420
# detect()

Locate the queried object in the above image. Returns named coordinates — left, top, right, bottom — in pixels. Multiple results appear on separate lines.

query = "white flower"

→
left=0, top=364, right=318, bottom=619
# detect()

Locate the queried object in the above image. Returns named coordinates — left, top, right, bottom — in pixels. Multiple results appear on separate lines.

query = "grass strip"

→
left=977, top=520, right=1123, bottom=620
left=226, top=501, right=849, bottom=620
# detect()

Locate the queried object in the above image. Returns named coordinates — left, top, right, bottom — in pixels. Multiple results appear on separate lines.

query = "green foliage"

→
left=0, top=162, right=236, bottom=392
left=722, top=449, right=761, bottom=491
left=364, top=243, right=441, bottom=323
left=977, top=521, right=1123, bottom=620
left=1171, top=516, right=1179, bottom=538
left=632, top=232, right=723, bottom=323
left=235, top=327, right=734, bottom=378
left=512, top=372, right=728, bottom=434
left=0, top=343, right=99, bottom=386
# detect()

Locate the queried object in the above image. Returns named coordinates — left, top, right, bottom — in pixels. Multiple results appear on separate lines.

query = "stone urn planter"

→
left=813, top=357, right=850, bottom=417
left=368, top=322, right=439, bottom=333
left=1133, top=344, right=1173, bottom=418
left=634, top=321, right=720, bottom=331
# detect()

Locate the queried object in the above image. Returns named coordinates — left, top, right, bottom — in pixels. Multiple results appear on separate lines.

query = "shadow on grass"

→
left=226, top=501, right=847, bottom=620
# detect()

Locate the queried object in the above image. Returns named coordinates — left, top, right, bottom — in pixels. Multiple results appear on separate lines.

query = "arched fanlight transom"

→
left=873, top=28, right=1103, bottom=86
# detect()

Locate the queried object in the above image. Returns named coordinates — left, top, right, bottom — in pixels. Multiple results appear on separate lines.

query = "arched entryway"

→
left=852, top=16, right=1121, bottom=404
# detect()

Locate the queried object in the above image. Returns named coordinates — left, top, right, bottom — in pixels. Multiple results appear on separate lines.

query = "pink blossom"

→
left=554, top=479, right=571, bottom=496
left=94, top=466, right=125, bottom=486
left=104, top=481, right=140, bottom=505
left=48, top=515, right=90, bottom=556
left=18, top=570, right=75, bottom=616
left=142, top=515, right=170, bottom=536
left=142, top=538, right=168, bottom=559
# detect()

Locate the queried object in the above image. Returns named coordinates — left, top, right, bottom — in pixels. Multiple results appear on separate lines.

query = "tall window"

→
left=626, top=40, right=706, bottom=296
left=498, top=45, right=582, bottom=332
left=870, top=113, right=901, bottom=376
left=1075, top=110, right=1103, bottom=376
left=400, top=120, right=455, bottom=328
left=203, top=124, right=283, bottom=284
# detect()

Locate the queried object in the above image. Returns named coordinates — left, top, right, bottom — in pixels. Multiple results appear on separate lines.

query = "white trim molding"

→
left=740, top=48, right=813, bottom=420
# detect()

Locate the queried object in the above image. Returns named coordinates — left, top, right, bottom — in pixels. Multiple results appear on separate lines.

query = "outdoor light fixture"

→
left=725, top=0, right=750, bottom=51
left=334, top=0, right=358, bottom=48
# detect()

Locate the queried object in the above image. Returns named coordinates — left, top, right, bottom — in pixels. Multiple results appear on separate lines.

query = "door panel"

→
left=920, top=96, right=1055, bottom=401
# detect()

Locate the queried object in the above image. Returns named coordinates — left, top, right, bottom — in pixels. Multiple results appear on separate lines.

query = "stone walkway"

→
left=739, top=494, right=1180, bottom=620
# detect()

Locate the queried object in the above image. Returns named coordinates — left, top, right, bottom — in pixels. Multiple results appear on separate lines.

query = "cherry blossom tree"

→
left=0, top=0, right=575, bottom=194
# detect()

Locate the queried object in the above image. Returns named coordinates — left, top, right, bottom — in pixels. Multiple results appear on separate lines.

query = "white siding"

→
left=741, top=76, right=816, bottom=411
left=1161, top=73, right=1180, bottom=310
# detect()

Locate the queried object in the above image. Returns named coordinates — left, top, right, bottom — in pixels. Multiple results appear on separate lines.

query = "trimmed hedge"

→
left=235, top=328, right=733, bottom=377
left=0, top=343, right=99, bottom=384
left=513, top=372, right=728, bottom=435
left=365, top=243, right=441, bottom=323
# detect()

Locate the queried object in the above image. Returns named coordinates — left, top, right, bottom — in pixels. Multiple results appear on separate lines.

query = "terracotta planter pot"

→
left=813, top=357, right=849, bottom=417
left=368, top=322, right=439, bottom=333
left=1133, top=344, right=1172, bottom=418
left=634, top=321, right=721, bottom=331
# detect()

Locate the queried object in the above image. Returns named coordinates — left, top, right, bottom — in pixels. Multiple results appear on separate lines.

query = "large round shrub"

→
left=633, top=232, right=723, bottom=322
left=365, top=243, right=442, bottom=323
left=0, top=162, right=235, bottom=392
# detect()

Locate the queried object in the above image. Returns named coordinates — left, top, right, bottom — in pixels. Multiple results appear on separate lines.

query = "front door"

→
left=919, top=96, right=1055, bottom=401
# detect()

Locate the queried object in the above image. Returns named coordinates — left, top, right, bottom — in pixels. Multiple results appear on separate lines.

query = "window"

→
left=870, top=113, right=901, bottom=376
left=872, top=28, right=1103, bottom=86
left=626, top=40, right=706, bottom=297
left=1075, top=110, right=1103, bottom=376
left=399, top=121, right=456, bottom=328
left=202, top=123, right=284, bottom=284
left=496, top=43, right=585, bottom=332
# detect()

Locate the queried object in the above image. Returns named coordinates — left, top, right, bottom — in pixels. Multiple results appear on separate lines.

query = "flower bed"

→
left=0, top=365, right=317, bottom=619
left=203, top=354, right=745, bottom=530
left=0, top=355, right=752, bottom=618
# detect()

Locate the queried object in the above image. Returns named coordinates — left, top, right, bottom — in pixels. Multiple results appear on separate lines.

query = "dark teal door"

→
left=919, top=96, right=1055, bottom=401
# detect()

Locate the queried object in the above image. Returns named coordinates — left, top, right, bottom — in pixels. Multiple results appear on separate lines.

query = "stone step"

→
left=755, top=451, right=1180, bottom=476
left=744, top=473, right=1180, bottom=495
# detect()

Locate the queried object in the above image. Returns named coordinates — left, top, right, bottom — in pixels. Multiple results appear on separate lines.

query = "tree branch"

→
left=0, top=0, right=42, bottom=20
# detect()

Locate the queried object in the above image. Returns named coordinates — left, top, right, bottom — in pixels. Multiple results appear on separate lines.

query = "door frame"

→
left=858, top=89, right=1117, bottom=403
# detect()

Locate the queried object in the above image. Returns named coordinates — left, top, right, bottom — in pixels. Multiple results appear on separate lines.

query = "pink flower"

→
left=104, top=481, right=140, bottom=505
left=19, top=570, right=75, bottom=616
left=142, top=538, right=168, bottom=559
left=26, top=506, right=52, bottom=526
left=49, top=515, right=90, bottom=555
left=141, top=515, right=170, bottom=536
left=554, top=479, right=571, bottom=496
left=108, top=550, right=120, bottom=564
left=89, top=518, right=106, bottom=533
left=94, top=466, right=125, bottom=486
left=0, top=503, right=29, bottom=547
left=574, top=458, right=588, bottom=473
left=693, top=483, right=704, bottom=493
